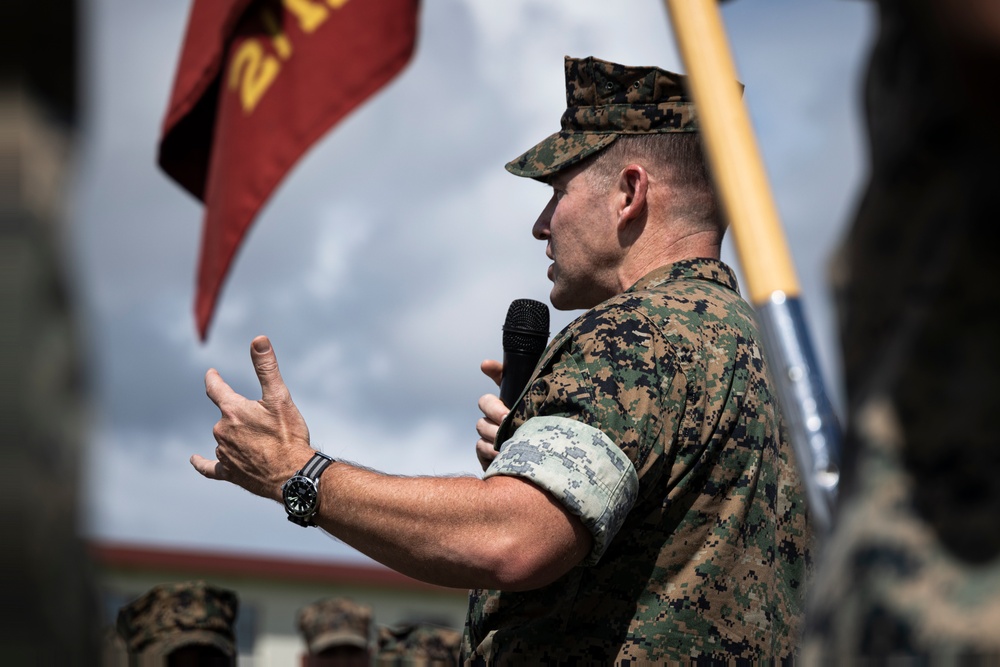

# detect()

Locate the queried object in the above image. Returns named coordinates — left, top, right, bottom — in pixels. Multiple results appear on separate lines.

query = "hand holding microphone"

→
left=476, top=299, right=550, bottom=471
left=499, top=298, right=550, bottom=409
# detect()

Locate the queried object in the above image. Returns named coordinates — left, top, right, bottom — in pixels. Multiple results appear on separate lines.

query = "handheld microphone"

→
left=499, top=298, right=550, bottom=409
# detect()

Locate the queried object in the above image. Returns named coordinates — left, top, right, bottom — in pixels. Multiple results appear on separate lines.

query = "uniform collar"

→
left=626, top=257, right=740, bottom=295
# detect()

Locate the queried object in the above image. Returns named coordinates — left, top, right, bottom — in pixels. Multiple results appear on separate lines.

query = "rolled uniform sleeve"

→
left=484, top=416, right=639, bottom=565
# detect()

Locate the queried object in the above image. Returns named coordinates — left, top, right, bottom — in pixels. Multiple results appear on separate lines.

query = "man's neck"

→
left=617, top=229, right=722, bottom=292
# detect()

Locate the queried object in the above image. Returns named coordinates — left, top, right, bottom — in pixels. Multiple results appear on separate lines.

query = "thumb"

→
left=250, top=335, right=289, bottom=403
left=481, top=359, right=503, bottom=388
left=190, top=454, right=227, bottom=481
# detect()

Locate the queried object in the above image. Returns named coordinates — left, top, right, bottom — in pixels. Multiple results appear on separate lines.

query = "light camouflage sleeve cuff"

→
left=484, top=416, right=638, bottom=565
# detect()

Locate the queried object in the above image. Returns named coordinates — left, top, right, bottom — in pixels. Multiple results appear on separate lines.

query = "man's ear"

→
left=617, top=164, right=648, bottom=230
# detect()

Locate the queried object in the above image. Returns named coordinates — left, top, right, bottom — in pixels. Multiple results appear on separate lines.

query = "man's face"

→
left=532, top=163, right=620, bottom=310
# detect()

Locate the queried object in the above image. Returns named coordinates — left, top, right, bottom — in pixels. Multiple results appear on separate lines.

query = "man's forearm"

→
left=312, top=461, right=592, bottom=591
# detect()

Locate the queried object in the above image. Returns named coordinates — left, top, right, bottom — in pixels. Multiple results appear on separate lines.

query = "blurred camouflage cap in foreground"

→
left=505, top=55, right=701, bottom=180
left=116, top=580, right=237, bottom=661
left=297, top=596, right=373, bottom=654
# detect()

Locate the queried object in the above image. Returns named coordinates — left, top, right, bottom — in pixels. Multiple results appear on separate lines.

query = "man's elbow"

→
left=479, top=530, right=592, bottom=592
left=472, top=474, right=594, bottom=590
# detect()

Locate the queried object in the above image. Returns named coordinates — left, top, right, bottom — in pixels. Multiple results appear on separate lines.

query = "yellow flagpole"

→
left=663, top=0, right=840, bottom=534
left=664, top=0, right=800, bottom=304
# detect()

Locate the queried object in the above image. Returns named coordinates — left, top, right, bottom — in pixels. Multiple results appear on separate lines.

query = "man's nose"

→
left=532, top=196, right=556, bottom=240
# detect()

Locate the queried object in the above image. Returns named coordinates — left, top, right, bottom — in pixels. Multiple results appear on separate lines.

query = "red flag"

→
left=158, top=0, right=420, bottom=339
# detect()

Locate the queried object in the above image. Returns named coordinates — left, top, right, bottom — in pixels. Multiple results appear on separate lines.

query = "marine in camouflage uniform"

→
left=191, top=56, right=813, bottom=665
left=800, top=0, right=1000, bottom=661
left=116, top=581, right=238, bottom=666
left=462, top=56, right=813, bottom=663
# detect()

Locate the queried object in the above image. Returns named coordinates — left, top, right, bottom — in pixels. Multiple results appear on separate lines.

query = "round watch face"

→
left=283, top=476, right=318, bottom=517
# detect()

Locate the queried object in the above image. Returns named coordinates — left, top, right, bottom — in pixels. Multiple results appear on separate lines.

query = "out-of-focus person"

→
left=376, top=621, right=462, bottom=666
left=297, top=596, right=374, bottom=666
left=2, top=0, right=101, bottom=662
left=801, top=0, right=1000, bottom=661
left=115, top=580, right=238, bottom=666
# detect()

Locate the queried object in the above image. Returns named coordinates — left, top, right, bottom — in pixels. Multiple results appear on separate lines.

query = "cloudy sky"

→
left=72, top=0, right=875, bottom=567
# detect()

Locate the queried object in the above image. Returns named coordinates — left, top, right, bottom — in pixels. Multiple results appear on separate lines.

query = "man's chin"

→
left=550, top=283, right=608, bottom=311
left=548, top=289, right=581, bottom=312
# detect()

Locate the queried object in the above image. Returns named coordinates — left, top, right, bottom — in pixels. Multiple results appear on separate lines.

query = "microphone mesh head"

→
left=502, top=298, right=550, bottom=354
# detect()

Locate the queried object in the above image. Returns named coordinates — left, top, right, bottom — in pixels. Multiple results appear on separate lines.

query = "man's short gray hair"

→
left=587, top=133, right=722, bottom=228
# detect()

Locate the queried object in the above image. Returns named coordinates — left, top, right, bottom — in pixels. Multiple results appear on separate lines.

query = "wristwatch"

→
left=281, top=451, right=336, bottom=527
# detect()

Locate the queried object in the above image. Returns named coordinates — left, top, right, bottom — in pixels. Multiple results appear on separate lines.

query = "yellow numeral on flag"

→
left=228, top=40, right=281, bottom=114
left=283, top=0, right=329, bottom=33
left=260, top=8, right=293, bottom=60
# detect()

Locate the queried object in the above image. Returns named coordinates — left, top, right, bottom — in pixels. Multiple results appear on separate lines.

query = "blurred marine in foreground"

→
left=2, top=0, right=101, bottom=661
left=801, top=0, right=1000, bottom=660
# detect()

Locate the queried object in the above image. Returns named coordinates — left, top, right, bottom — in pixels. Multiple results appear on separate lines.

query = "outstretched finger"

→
left=249, top=336, right=290, bottom=403
left=205, top=368, right=237, bottom=409
left=190, top=454, right=228, bottom=481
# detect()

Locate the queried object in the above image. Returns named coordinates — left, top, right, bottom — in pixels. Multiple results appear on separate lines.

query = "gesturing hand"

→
left=191, top=335, right=313, bottom=501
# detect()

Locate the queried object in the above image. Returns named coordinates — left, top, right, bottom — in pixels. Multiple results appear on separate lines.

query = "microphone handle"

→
left=499, top=349, right=543, bottom=409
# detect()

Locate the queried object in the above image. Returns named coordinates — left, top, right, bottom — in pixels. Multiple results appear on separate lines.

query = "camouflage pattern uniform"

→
left=800, top=0, right=1000, bottom=661
left=116, top=581, right=238, bottom=665
left=464, top=255, right=813, bottom=661
left=297, top=596, right=373, bottom=656
left=377, top=623, right=462, bottom=666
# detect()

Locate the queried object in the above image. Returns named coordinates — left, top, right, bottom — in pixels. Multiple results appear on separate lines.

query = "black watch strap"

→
left=300, top=451, right=335, bottom=480
left=284, top=451, right=335, bottom=527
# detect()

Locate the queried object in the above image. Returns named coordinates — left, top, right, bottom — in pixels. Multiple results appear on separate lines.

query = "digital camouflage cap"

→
left=376, top=622, right=462, bottom=665
left=116, top=580, right=237, bottom=662
left=505, top=55, right=700, bottom=180
left=297, top=596, right=372, bottom=654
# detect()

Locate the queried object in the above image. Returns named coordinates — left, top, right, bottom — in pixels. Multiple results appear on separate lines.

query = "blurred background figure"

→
left=116, top=580, right=238, bottom=666
left=297, top=596, right=374, bottom=666
left=802, top=0, right=1000, bottom=661
left=376, top=622, right=461, bottom=667
left=1, top=0, right=103, bottom=663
